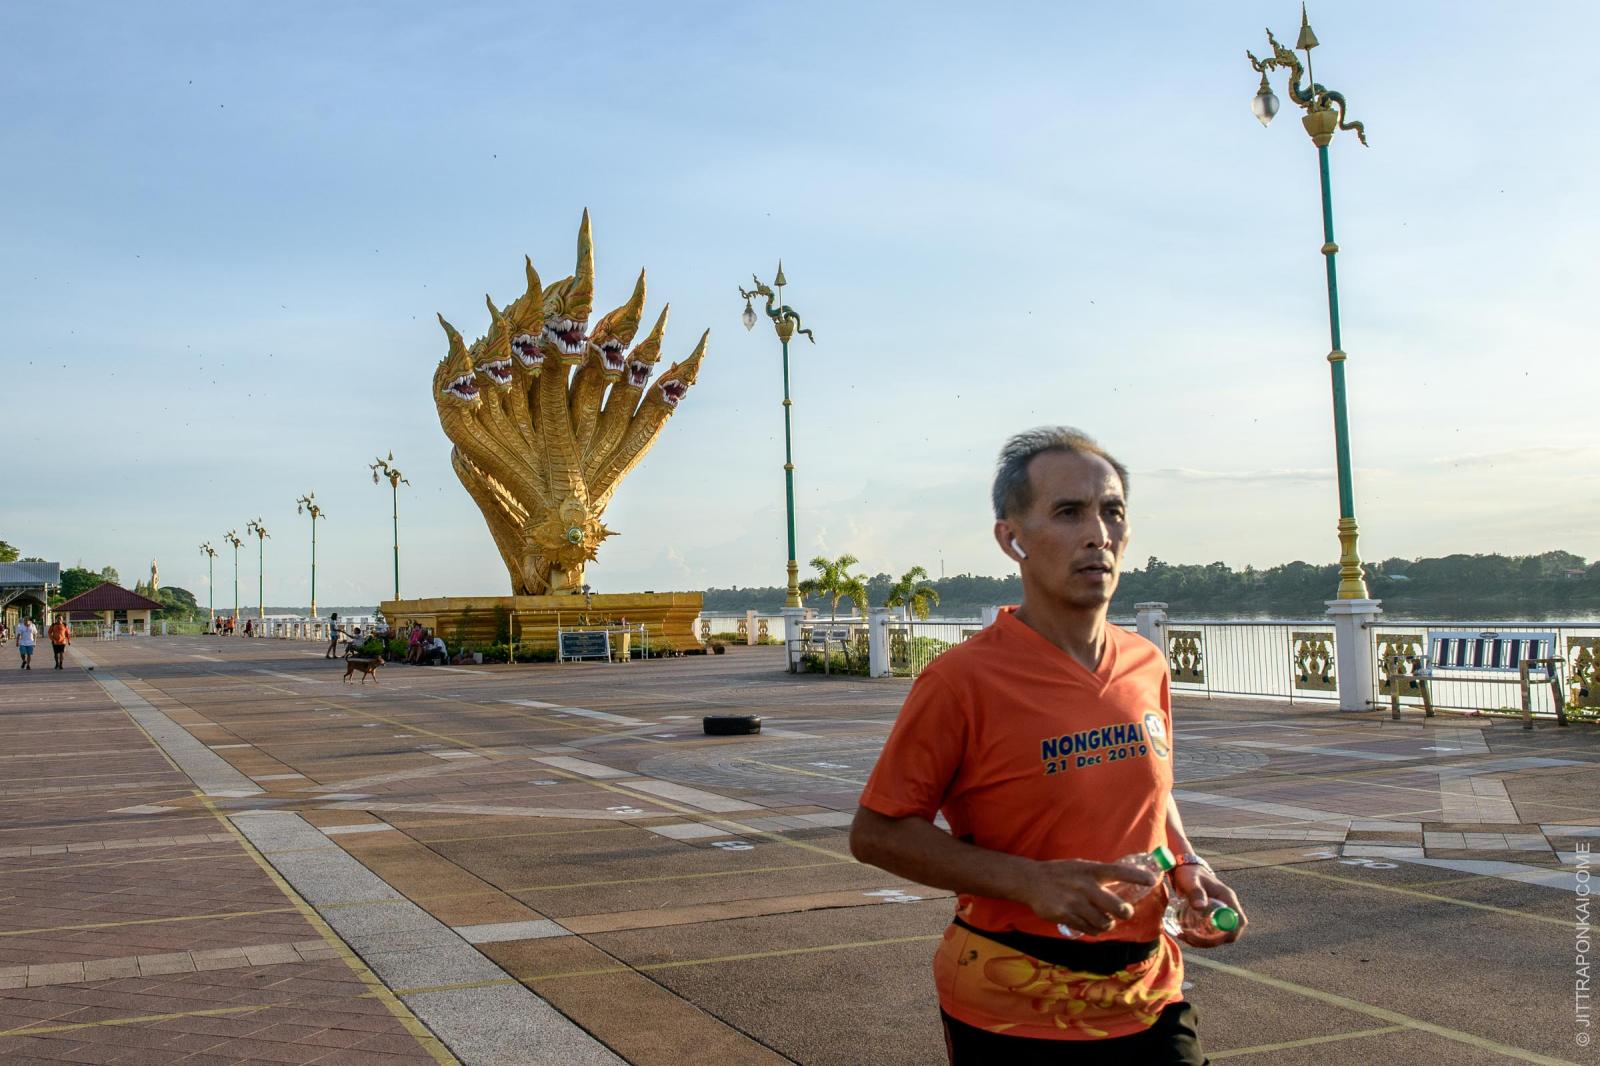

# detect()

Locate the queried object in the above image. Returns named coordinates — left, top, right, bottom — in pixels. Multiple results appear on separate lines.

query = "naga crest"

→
left=738, top=274, right=815, bottom=344
left=430, top=211, right=709, bottom=595
left=1247, top=26, right=1367, bottom=146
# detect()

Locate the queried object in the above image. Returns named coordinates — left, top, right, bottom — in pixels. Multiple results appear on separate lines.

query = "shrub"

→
left=468, top=642, right=558, bottom=664
left=799, top=651, right=868, bottom=676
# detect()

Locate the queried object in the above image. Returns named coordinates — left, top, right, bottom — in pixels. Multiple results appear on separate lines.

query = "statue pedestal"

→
left=380, top=592, right=705, bottom=655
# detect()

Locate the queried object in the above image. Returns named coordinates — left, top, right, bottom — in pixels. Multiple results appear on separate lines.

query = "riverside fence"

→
left=745, top=605, right=1599, bottom=725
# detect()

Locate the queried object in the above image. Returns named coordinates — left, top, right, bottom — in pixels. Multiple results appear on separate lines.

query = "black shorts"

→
left=942, top=1001, right=1208, bottom=1065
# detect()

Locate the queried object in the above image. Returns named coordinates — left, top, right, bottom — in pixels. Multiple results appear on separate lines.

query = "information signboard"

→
left=558, top=629, right=611, bottom=662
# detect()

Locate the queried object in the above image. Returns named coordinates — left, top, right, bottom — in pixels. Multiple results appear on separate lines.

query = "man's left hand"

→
left=1169, top=864, right=1246, bottom=947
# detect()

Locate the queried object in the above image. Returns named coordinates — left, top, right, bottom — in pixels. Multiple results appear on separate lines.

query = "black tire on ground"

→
left=703, top=715, right=762, bottom=736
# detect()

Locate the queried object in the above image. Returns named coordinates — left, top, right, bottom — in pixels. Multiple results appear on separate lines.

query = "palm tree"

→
left=884, top=565, right=940, bottom=625
left=798, top=553, right=871, bottom=624
left=798, top=554, right=871, bottom=671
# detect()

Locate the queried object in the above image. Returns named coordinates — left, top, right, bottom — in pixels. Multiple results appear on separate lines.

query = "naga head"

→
left=625, top=305, right=670, bottom=389
left=475, top=296, right=514, bottom=389
left=433, top=314, right=481, bottom=407
left=739, top=275, right=775, bottom=303
left=507, top=257, right=546, bottom=378
left=654, top=330, right=708, bottom=410
left=539, top=209, right=595, bottom=366
left=587, top=268, right=647, bottom=382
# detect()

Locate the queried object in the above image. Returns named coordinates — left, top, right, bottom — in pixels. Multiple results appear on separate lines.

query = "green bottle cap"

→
left=1211, top=906, right=1241, bottom=932
left=1151, top=845, right=1177, bottom=871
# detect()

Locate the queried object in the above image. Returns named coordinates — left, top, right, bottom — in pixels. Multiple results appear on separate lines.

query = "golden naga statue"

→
left=432, top=211, right=707, bottom=595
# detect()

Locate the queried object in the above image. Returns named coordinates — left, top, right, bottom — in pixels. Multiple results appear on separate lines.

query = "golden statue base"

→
left=380, top=592, right=705, bottom=655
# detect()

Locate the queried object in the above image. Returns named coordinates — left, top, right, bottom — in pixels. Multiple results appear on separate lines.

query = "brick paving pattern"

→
left=2, top=633, right=1596, bottom=1063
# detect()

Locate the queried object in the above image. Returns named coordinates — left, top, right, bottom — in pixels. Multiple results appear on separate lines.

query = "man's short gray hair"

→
left=991, top=427, right=1130, bottom=519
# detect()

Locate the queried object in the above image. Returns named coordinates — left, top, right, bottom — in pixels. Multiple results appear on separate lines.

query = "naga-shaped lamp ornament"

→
left=432, top=211, right=708, bottom=595
left=738, top=274, right=816, bottom=344
left=1247, top=5, right=1367, bottom=146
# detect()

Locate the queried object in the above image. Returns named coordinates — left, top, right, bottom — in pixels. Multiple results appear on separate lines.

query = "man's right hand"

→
left=1019, top=859, right=1157, bottom=935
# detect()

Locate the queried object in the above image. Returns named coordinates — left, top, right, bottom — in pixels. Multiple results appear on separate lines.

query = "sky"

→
left=4, top=1, right=1597, bottom=609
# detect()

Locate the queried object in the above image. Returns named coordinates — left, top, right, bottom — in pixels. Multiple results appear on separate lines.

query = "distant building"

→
left=0, top=561, right=60, bottom=626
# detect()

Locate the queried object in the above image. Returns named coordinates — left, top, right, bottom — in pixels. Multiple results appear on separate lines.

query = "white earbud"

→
left=1010, top=537, right=1028, bottom=560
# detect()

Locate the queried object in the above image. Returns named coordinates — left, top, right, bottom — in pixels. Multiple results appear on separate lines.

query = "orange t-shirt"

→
left=48, top=622, right=71, bottom=645
left=859, top=607, right=1182, bottom=1040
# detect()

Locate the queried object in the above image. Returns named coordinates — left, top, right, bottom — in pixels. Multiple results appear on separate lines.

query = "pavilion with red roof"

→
left=54, top=582, right=165, bottom=634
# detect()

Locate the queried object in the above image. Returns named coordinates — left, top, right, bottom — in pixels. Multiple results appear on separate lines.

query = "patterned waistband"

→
left=952, top=917, right=1159, bottom=974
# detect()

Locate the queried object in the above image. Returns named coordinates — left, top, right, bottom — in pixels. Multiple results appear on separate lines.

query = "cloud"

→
left=1419, top=445, right=1591, bottom=471
left=1142, top=467, right=1332, bottom=485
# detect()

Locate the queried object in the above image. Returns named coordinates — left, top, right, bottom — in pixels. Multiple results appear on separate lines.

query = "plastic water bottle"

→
left=1162, top=897, right=1241, bottom=939
left=1057, top=845, right=1177, bottom=938
left=1107, top=845, right=1178, bottom=903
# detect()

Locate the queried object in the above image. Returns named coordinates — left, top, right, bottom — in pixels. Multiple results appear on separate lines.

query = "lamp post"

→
left=246, top=519, right=269, bottom=630
left=223, top=530, right=243, bottom=626
left=295, top=493, right=326, bottom=618
left=739, top=262, right=816, bottom=609
left=1248, top=6, right=1370, bottom=600
left=199, top=542, right=217, bottom=631
left=370, top=453, right=408, bottom=602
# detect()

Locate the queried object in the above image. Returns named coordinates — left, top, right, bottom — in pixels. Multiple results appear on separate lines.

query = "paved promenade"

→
left=1, top=636, right=1596, bottom=1064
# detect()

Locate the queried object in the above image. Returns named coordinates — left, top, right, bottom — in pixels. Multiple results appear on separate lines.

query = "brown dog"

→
left=343, top=656, right=383, bottom=684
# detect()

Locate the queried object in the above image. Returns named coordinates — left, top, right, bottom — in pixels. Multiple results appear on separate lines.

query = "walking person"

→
left=325, top=612, right=344, bottom=659
left=244, top=618, right=254, bottom=639
left=850, top=427, right=1245, bottom=1064
left=15, top=617, right=37, bottom=670
left=48, top=616, right=71, bottom=670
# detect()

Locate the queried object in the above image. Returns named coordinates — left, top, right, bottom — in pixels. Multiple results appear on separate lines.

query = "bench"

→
left=797, top=625, right=866, bottom=675
left=801, top=626, right=867, bottom=656
left=1384, top=629, right=1567, bottom=730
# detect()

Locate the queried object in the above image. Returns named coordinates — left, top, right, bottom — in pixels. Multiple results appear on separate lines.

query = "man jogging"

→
left=15, top=617, right=38, bottom=670
left=851, top=427, right=1245, bottom=1064
left=48, top=616, right=71, bottom=669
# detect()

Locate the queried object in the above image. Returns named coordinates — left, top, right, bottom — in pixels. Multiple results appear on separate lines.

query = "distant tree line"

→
left=702, top=550, right=1599, bottom=619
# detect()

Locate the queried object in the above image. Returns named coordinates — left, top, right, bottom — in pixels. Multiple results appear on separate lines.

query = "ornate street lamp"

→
left=1248, top=5, right=1370, bottom=600
left=246, top=519, right=269, bottom=628
left=295, top=492, right=326, bottom=618
left=370, top=453, right=409, bottom=601
left=738, top=263, right=817, bottom=610
left=198, top=542, right=218, bottom=629
left=223, top=530, right=243, bottom=624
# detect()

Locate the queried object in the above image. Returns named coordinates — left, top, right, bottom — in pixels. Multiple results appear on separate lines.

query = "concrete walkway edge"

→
left=75, top=647, right=626, bottom=1066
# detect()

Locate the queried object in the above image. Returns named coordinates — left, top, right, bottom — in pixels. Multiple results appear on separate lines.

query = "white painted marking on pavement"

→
left=533, top=756, right=636, bottom=779
left=252, top=670, right=324, bottom=683
left=623, top=779, right=765, bottom=813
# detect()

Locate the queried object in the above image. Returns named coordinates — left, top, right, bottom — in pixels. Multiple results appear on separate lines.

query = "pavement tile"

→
left=26, top=636, right=1596, bottom=1065
left=455, top=918, right=571, bottom=944
left=241, top=945, right=302, bottom=967
left=25, top=962, right=85, bottom=987
left=135, top=952, right=196, bottom=977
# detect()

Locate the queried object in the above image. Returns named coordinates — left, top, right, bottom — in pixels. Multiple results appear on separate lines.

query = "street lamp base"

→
left=1335, top=516, right=1369, bottom=599
left=785, top=559, right=802, bottom=609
